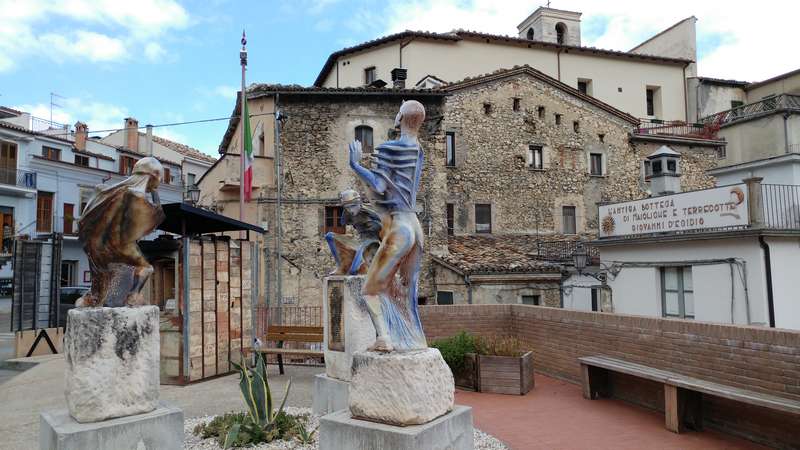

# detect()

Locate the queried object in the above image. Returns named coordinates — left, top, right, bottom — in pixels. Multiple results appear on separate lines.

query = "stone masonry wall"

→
left=442, top=73, right=718, bottom=236
left=421, top=304, right=800, bottom=448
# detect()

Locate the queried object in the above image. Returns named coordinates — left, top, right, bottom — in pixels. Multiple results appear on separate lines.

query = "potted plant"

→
left=430, top=331, right=479, bottom=391
left=475, top=335, right=534, bottom=395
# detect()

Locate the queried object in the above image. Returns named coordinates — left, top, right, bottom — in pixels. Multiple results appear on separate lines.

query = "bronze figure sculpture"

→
left=76, top=157, right=165, bottom=307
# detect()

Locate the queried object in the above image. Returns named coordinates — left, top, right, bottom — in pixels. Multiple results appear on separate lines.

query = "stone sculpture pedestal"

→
left=320, top=406, right=474, bottom=450
left=314, top=275, right=375, bottom=415
left=40, top=401, right=183, bottom=450
left=40, top=306, right=183, bottom=449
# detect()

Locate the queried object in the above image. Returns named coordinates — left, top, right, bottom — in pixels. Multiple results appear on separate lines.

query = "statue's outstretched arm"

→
left=349, top=140, right=386, bottom=194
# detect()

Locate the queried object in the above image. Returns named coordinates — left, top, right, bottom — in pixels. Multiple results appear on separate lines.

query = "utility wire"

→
left=40, top=111, right=278, bottom=138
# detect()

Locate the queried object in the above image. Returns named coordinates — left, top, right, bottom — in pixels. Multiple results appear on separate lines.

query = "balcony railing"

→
left=30, top=116, right=69, bottom=133
left=761, top=184, right=800, bottom=230
left=534, top=240, right=599, bottom=264
left=634, top=119, right=720, bottom=140
left=700, top=94, right=800, bottom=128
left=0, top=168, right=36, bottom=189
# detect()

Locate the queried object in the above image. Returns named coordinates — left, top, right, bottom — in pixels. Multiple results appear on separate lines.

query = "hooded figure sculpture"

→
left=348, top=100, right=427, bottom=352
left=76, top=157, right=165, bottom=307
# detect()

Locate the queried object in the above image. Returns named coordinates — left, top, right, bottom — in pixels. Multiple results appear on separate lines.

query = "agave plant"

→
left=223, top=353, right=292, bottom=449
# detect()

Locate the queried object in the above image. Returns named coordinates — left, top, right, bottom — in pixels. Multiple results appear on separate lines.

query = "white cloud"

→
left=212, top=85, right=239, bottom=100
left=380, top=0, right=800, bottom=82
left=144, top=42, right=166, bottom=62
left=0, top=0, right=189, bottom=71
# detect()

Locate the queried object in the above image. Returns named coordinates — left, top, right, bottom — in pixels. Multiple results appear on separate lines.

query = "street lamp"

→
left=185, top=184, right=200, bottom=206
left=573, top=242, right=589, bottom=275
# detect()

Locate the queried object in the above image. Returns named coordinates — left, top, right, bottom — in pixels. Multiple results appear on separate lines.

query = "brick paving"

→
left=456, top=375, right=767, bottom=450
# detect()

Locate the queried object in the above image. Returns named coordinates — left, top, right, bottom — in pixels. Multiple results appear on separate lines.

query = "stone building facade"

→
left=203, top=66, right=723, bottom=311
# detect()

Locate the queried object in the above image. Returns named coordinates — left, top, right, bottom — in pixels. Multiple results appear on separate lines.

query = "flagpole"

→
left=239, top=30, right=247, bottom=239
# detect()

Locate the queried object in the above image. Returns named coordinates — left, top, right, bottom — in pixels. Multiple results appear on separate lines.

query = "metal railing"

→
left=534, top=240, right=599, bottom=263
left=30, top=116, right=69, bottom=133
left=634, top=119, right=719, bottom=140
left=762, top=184, right=800, bottom=230
left=0, top=168, right=36, bottom=189
left=700, top=94, right=800, bottom=128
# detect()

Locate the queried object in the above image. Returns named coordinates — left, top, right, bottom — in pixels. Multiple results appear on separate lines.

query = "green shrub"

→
left=430, top=331, right=477, bottom=372
left=193, top=410, right=307, bottom=448
left=476, top=334, right=527, bottom=357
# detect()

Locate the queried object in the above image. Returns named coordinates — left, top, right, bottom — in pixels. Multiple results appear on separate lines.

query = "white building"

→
left=314, top=7, right=697, bottom=122
left=591, top=175, right=800, bottom=331
left=0, top=108, right=215, bottom=288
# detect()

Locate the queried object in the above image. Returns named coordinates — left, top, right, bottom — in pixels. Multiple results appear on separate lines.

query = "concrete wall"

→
left=764, top=235, right=800, bottom=330
left=718, top=114, right=800, bottom=165
left=630, top=17, right=697, bottom=77
left=600, top=236, right=770, bottom=326
left=746, top=71, right=800, bottom=101
left=420, top=304, right=800, bottom=448
left=712, top=156, right=800, bottom=185
left=687, top=79, right=746, bottom=121
left=323, top=37, right=688, bottom=120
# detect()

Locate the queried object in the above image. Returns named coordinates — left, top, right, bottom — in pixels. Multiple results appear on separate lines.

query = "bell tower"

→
left=517, top=6, right=582, bottom=46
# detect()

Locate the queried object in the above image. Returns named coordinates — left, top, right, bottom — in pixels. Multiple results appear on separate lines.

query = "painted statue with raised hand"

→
left=76, top=157, right=165, bottom=308
left=348, top=100, right=427, bottom=352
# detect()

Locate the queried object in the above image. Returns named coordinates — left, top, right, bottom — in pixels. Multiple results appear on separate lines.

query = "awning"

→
left=157, top=202, right=265, bottom=236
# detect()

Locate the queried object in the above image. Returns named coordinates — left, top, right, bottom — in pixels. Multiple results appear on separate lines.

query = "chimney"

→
left=124, top=117, right=139, bottom=151
left=391, top=68, right=407, bottom=89
left=74, top=121, right=88, bottom=151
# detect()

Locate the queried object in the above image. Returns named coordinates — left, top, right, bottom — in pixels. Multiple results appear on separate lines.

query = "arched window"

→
left=526, top=28, right=534, bottom=40
left=555, top=22, right=567, bottom=44
left=355, top=125, right=373, bottom=153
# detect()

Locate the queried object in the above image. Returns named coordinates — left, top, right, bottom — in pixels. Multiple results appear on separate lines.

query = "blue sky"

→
left=1, top=0, right=797, bottom=156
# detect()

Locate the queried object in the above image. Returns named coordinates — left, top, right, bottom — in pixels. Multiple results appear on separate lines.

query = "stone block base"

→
left=319, top=405, right=474, bottom=450
left=312, top=373, right=349, bottom=415
left=39, top=401, right=183, bottom=450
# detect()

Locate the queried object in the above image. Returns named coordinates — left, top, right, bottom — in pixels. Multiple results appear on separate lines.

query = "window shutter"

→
left=525, top=146, right=532, bottom=166
left=601, top=152, right=607, bottom=176
left=454, top=129, right=467, bottom=167
left=542, top=146, right=551, bottom=169
left=318, top=207, right=325, bottom=236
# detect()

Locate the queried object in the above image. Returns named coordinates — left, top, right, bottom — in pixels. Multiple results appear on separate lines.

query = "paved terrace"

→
left=0, top=355, right=765, bottom=450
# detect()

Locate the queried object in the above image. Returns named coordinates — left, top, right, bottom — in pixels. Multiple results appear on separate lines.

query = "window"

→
left=446, top=203, right=454, bottom=236
left=186, top=173, right=196, bottom=187
left=74, top=154, right=89, bottom=167
left=555, top=114, right=562, bottom=125
left=475, top=204, right=491, bottom=234
left=79, top=189, right=92, bottom=216
left=573, top=121, right=580, bottom=133
left=445, top=132, right=456, bottom=167
left=730, top=100, right=744, bottom=109
left=324, top=206, right=345, bottom=234
left=483, top=103, right=492, bottom=115
left=667, top=159, right=677, bottom=173
left=163, top=168, right=171, bottom=184
left=63, top=203, right=75, bottom=235
left=537, top=106, right=545, bottom=119
left=646, top=86, right=662, bottom=117
left=364, top=67, right=376, bottom=85
left=591, top=288, right=599, bottom=312
left=589, top=153, right=603, bottom=176
left=522, top=295, right=540, bottom=306
left=555, top=22, right=567, bottom=44
left=577, top=78, right=592, bottom=95
left=598, top=133, right=605, bottom=143
left=436, top=291, right=454, bottom=305
left=562, top=205, right=576, bottom=234
left=61, top=260, right=77, bottom=286
left=119, top=155, right=137, bottom=175
left=652, top=160, right=663, bottom=175
left=355, top=125, right=374, bottom=154
left=42, top=146, right=60, bottom=161
left=716, top=146, right=727, bottom=159
left=512, top=98, right=521, bottom=112
left=661, top=267, right=694, bottom=319
left=36, top=191, right=54, bottom=233
left=529, top=145, right=543, bottom=169
left=526, top=28, right=534, bottom=40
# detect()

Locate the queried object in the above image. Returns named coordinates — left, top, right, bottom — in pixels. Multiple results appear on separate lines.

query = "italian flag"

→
left=242, top=96, right=254, bottom=201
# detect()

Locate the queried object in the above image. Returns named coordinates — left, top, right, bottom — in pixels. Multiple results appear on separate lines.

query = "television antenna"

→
left=50, top=92, right=64, bottom=125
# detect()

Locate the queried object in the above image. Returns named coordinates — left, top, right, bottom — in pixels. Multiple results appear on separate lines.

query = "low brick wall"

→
left=420, top=305, right=800, bottom=448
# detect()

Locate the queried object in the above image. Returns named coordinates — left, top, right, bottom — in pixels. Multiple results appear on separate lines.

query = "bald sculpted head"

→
left=394, top=100, right=425, bottom=137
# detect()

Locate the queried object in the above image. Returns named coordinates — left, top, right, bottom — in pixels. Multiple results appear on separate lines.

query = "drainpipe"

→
left=682, top=63, right=690, bottom=122
left=758, top=236, right=776, bottom=328
left=465, top=274, right=473, bottom=305
left=556, top=49, right=562, bottom=81
left=783, top=113, right=790, bottom=153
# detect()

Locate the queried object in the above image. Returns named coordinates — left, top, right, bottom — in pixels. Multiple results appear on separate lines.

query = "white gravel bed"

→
left=184, top=407, right=509, bottom=450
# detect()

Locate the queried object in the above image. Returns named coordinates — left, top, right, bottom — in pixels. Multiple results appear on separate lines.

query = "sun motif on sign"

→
left=601, top=214, right=615, bottom=234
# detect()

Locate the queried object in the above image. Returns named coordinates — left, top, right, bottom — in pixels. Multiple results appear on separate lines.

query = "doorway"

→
left=0, top=206, right=13, bottom=254
left=0, top=141, right=17, bottom=185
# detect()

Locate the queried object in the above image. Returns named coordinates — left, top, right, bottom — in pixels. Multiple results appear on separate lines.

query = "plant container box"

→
left=454, top=353, right=478, bottom=391
left=477, top=351, right=534, bottom=395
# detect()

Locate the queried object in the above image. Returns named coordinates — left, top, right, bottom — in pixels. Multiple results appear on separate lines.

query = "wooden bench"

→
left=253, top=325, right=324, bottom=375
left=579, top=356, right=800, bottom=433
